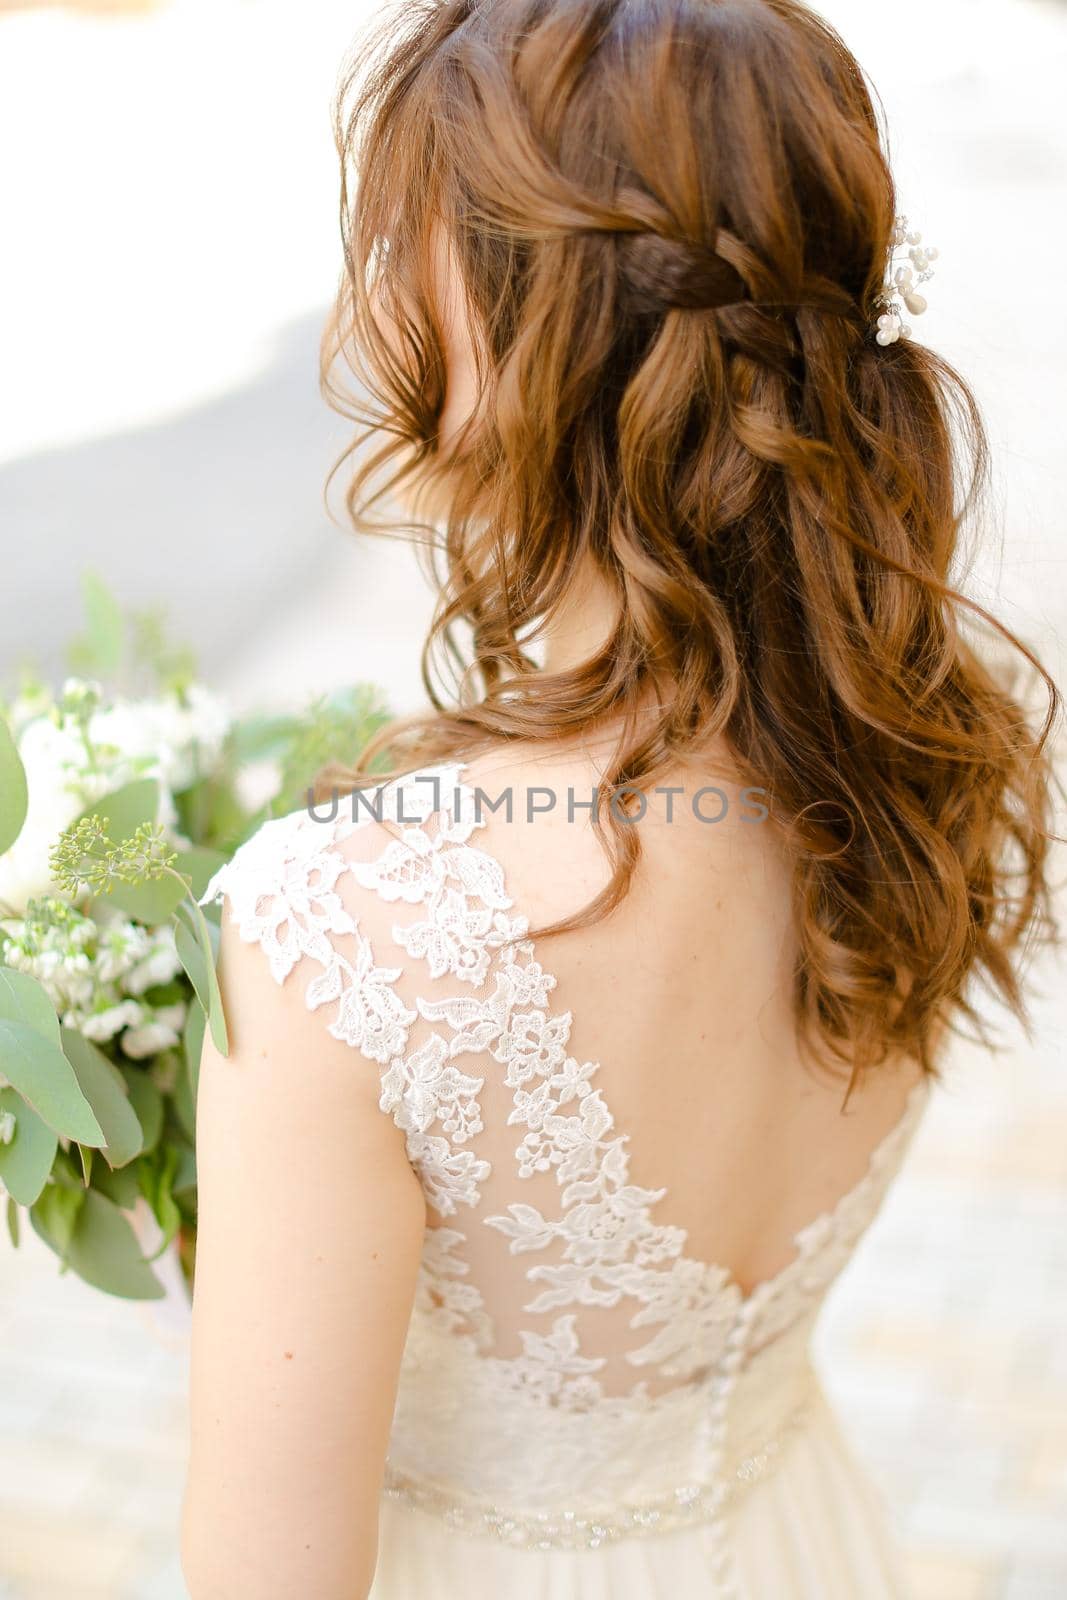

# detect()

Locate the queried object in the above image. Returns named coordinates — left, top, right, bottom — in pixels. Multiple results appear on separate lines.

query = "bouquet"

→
left=0, top=575, right=388, bottom=1301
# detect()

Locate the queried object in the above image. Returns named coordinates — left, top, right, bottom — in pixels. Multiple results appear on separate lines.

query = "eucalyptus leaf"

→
left=171, top=1053, right=196, bottom=1143
left=76, top=776, right=179, bottom=922
left=0, top=715, right=29, bottom=855
left=6, top=1195, right=18, bottom=1248
left=82, top=571, right=126, bottom=676
left=78, top=1143, right=94, bottom=1186
left=175, top=902, right=228, bottom=1056
left=138, top=1143, right=182, bottom=1261
left=49, top=1147, right=86, bottom=1189
left=229, top=713, right=301, bottom=763
left=0, top=1021, right=105, bottom=1145
left=174, top=778, right=251, bottom=855
left=77, top=777, right=160, bottom=843
left=175, top=846, right=228, bottom=900
left=0, top=1087, right=58, bottom=1206
left=183, top=999, right=205, bottom=1101
left=139, top=979, right=185, bottom=1009
left=119, top=1068, right=163, bottom=1155
left=171, top=1140, right=197, bottom=1197
left=91, top=1158, right=141, bottom=1210
left=31, top=1182, right=87, bottom=1264
left=0, top=967, right=62, bottom=1043
left=93, top=874, right=186, bottom=924
left=225, top=799, right=268, bottom=844
left=191, top=903, right=226, bottom=1054
left=48, top=1188, right=165, bottom=1301
left=60, top=1028, right=143, bottom=1169
left=174, top=919, right=210, bottom=1021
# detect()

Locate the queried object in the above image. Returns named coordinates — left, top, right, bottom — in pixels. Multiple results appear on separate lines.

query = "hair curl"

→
left=320, top=0, right=1061, bottom=1092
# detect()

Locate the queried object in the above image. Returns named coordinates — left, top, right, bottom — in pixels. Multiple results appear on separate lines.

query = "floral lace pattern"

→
left=203, top=762, right=930, bottom=1575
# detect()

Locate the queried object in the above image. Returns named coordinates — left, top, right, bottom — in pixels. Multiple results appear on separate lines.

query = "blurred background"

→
left=0, top=1, right=1065, bottom=1597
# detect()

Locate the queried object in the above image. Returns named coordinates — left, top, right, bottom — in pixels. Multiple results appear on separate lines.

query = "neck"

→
left=535, top=563, right=670, bottom=758
left=539, top=562, right=620, bottom=676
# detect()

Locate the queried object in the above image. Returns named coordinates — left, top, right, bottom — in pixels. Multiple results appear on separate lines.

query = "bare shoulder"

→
left=297, top=751, right=613, bottom=931
left=301, top=745, right=792, bottom=988
left=454, top=739, right=790, bottom=927
left=450, top=744, right=619, bottom=924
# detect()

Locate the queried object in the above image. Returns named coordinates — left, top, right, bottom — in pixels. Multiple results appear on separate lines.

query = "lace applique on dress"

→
left=200, top=809, right=416, bottom=1060
left=202, top=762, right=931, bottom=1587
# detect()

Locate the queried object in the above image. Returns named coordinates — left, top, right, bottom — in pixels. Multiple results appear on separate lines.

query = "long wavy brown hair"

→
left=319, top=0, right=1060, bottom=1091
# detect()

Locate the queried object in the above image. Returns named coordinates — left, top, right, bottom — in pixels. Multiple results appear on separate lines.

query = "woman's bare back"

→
left=452, top=741, right=926, bottom=1303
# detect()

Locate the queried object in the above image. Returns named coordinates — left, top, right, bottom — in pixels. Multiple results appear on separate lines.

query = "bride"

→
left=180, top=2, right=1057, bottom=1596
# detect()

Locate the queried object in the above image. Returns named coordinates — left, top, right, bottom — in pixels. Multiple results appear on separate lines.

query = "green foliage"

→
left=173, top=774, right=254, bottom=856
left=60, top=1028, right=143, bottom=1169
left=0, top=1022, right=105, bottom=1145
left=174, top=846, right=228, bottom=901
left=272, top=685, right=391, bottom=815
left=0, top=711, right=28, bottom=855
left=130, top=608, right=198, bottom=697
left=0, top=969, right=107, bottom=1152
left=53, top=776, right=193, bottom=922
left=0, top=966, right=62, bottom=1039
left=32, top=1180, right=85, bottom=1264
left=80, top=778, right=162, bottom=844
left=228, top=712, right=302, bottom=764
left=4, top=576, right=391, bottom=1303
left=171, top=1138, right=197, bottom=1199
left=138, top=1142, right=183, bottom=1261
left=0, top=1087, right=58, bottom=1206
left=170, top=1045, right=196, bottom=1143
left=183, top=999, right=205, bottom=1102
left=51, top=814, right=177, bottom=901
left=120, top=1066, right=163, bottom=1155
left=90, top=1157, right=140, bottom=1210
left=33, top=1186, right=165, bottom=1301
left=71, top=572, right=126, bottom=678
left=174, top=902, right=228, bottom=1056
left=67, top=575, right=199, bottom=698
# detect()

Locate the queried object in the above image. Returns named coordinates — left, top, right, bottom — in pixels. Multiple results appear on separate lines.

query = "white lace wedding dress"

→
left=205, top=761, right=928, bottom=1599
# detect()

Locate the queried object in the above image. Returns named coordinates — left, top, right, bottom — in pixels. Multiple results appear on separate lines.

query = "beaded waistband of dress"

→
left=381, top=1386, right=817, bottom=1552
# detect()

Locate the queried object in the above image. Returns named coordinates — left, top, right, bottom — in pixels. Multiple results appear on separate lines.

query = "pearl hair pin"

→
left=875, top=216, right=939, bottom=346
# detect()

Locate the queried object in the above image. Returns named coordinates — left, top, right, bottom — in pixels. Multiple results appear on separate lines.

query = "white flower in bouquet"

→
left=78, top=999, right=144, bottom=1043
left=121, top=1003, right=187, bottom=1061
left=0, top=900, right=186, bottom=1057
left=0, top=677, right=231, bottom=916
left=90, top=683, right=231, bottom=797
left=124, top=924, right=184, bottom=995
left=0, top=902, right=96, bottom=1018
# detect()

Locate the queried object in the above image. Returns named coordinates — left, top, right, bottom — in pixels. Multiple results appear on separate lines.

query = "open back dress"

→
left=205, top=760, right=928, bottom=1599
